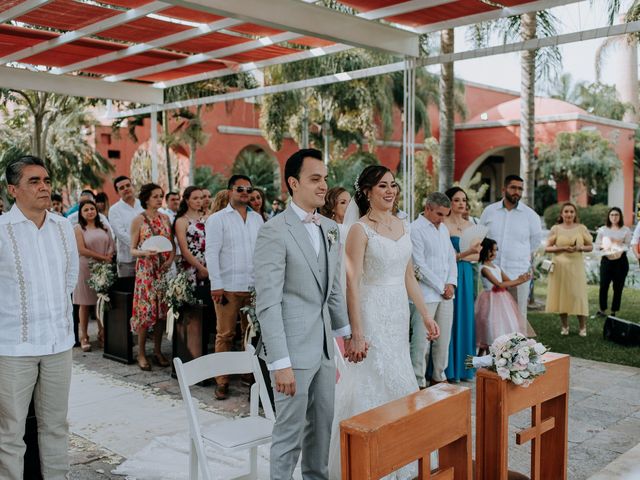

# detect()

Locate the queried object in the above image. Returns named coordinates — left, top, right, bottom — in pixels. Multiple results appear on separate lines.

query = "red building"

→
left=95, top=80, right=636, bottom=221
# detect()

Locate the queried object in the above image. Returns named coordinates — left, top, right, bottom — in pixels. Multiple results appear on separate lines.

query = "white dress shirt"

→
left=290, top=201, right=321, bottom=255
left=480, top=200, right=542, bottom=278
left=205, top=203, right=264, bottom=292
left=0, top=205, right=79, bottom=356
left=595, top=226, right=631, bottom=250
left=108, top=199, right=143, bottom=265
left=410, top=215, right=458, bottom=303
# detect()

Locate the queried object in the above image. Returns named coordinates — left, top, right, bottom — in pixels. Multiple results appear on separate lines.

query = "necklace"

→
left=368, top=212, right=394, bottom=231
left=451, top=215, right=466, bottom=233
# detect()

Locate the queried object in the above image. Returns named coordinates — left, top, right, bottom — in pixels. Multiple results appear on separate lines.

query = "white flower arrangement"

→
left=165, top=270, right=197, bottom=340
left=87, top=261, right=116, bottom=323
left=465, top=333, right=548, bottom=387
left=241, top=287, right=260, bottom=340
left=414, top=265, right=424, bottom=282
left=327, top=227, right=338, bottom=249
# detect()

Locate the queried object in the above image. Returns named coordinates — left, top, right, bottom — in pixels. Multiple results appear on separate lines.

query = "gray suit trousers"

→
left=270, top=355, right=335, bottom=480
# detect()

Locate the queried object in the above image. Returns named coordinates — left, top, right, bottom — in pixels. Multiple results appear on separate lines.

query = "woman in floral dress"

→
left=174, top=186, right=208, bottom=287
left=130, top=183, right=175, bottom=371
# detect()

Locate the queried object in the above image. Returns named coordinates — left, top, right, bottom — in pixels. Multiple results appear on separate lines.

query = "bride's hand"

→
left=425, top=319, right=440, bottom=341
left=345, top=334, right=367, bottom=363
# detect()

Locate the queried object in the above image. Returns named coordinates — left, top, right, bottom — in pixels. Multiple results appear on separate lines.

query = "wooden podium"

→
left=475, top=353, right=570, bottom=480
left=103, top=291, right=134, bottom=364
left=340, top=383, right=472, bottom=480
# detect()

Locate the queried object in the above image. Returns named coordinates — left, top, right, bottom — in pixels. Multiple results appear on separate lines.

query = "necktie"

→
left=303, top=211, right=321, bottom=226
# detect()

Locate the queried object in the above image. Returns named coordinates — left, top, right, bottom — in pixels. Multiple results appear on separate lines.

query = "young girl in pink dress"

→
left=475, top=238, right=531, bottom=354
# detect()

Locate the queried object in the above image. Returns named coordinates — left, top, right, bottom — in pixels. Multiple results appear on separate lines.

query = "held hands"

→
left=196, top=266, right=209, bottom=280
left=344, top=334, right=369, bottom=363
left=424, top=318, right=440, bottom=341
left=274, top=367, right=296, bottom=397
left=211, top=289, right=224, bottom=304
left=442, top=284, right=455, bottom=300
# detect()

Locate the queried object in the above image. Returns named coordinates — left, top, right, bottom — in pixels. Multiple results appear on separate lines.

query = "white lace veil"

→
left=338, top=199, right=361, bottom=299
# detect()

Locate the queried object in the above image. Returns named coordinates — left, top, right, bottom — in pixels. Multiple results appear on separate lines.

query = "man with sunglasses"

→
left=205, top=174, right=264, bottom=400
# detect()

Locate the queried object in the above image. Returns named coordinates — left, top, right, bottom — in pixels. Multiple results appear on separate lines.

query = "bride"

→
left=329, top=165, right=440, bottom=479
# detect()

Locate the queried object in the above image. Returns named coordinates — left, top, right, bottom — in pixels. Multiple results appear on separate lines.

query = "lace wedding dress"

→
left=328, top=221, right=418, bottom=480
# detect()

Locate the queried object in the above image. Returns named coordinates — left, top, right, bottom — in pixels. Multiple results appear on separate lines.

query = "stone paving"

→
left=66, top=322, right=640, bottom=480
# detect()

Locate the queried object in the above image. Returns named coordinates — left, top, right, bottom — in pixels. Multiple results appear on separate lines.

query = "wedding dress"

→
left=328, top=220, right=418, bottom=480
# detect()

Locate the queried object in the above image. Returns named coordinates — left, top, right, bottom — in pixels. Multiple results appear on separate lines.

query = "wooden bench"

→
left=340, top=383, right=472, bottom=480
left=475, top=352, right=570, bottom=480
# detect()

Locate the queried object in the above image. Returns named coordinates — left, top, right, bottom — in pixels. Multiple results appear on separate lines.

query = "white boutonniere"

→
left=327, top=227, right=338, bottom=250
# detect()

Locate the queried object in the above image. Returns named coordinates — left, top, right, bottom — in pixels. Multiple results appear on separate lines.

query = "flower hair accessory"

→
left=353, top=178, right=361, bottom=194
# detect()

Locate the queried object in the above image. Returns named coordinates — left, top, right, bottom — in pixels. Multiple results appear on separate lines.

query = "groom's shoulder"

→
left=260, top=211, right=287, bottom=234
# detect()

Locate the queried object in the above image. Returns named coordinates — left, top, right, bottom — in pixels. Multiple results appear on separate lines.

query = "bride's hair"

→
left=354, top=165, right=392, bottom=217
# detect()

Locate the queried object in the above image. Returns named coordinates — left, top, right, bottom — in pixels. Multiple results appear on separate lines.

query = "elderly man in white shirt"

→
left=0, top=156, right=79, bottom=480
left=109, top=176, right=143, bottom=291
left=410, top=192, right=458, bottom=387
left=205, top=174, right=264, bottom=400
left=480, top=174, right=542, bottom=321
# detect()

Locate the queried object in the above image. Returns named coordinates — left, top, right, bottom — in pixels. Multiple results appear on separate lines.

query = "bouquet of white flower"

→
left=87, top=261, right=116, bottom=323
left=465, top=333, right=548, bottom=387
left=165, top=270, right=197, bottom=340
left=241, top=287, right=260, bottom=345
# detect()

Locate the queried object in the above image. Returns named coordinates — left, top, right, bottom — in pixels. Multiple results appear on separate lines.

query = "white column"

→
left=150, top=106, right=159, bottom=183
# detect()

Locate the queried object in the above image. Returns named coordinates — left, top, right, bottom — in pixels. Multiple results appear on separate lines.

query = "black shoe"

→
left=215, top=384, right=229, bottom=400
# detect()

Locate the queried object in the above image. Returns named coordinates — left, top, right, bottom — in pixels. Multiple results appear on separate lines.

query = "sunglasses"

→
left=231, top=186, right=254, bottom=193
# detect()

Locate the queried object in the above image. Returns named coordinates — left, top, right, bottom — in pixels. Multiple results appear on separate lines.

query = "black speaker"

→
left=603, top=316, right=640, bottom=346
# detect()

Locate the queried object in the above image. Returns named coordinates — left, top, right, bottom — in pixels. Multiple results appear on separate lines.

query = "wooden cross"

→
left=515, top=405, right=556, bottom=480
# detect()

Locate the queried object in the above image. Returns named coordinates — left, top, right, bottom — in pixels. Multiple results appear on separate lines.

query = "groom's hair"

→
left=284, top=149, right=323, bottom=195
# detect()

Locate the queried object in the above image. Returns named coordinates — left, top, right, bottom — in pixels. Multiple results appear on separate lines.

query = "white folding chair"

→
left=173, top=345, right=275, bottom=480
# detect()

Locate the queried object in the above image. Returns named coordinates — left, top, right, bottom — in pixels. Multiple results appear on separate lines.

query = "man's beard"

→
left=505, top=193, right=520, bottom=205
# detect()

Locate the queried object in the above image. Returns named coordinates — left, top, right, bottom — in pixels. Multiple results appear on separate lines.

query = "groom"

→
left=254, top=148, right=361, bottom=479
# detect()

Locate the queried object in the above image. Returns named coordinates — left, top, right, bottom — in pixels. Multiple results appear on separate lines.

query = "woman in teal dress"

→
left=443, top=187, right=480, bottom=381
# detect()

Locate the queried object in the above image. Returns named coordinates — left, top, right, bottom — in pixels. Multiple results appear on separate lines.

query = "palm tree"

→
left=467, top=10, right=561, bottom=206
left=438, top=28, right=455, bottom=191
left=0, top=90, right=112, bottom=192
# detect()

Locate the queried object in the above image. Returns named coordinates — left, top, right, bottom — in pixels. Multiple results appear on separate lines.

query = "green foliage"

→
left=232, top=149, right=281, bottom=201
left=575, top=82, right=632, bottom=121
left=542, top=203, right=610, bottom=231
left=459, top=172, right=490, bottom=218
left=534, top=184, right=558, bottom=215
left=326, top=150, right=379, bottom=192
left=194, top=166, right=227, bottom=195
left=537, top=131, right=619, bottom=200
left=0, top=90, right=112, bottom=193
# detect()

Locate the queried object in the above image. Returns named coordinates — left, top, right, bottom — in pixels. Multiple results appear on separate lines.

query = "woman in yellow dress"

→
left=545, top=202, right=593, bottom=336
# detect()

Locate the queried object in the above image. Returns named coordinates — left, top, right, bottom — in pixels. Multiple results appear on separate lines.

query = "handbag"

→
left=540, top=258, right=554, bottom=273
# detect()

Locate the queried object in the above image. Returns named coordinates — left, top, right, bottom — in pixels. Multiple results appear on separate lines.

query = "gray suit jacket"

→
left=254, top=206, right=348, bottom=369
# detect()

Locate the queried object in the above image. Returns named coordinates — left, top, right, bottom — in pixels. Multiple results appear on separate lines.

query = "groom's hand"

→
left=274, top=367, right=296, bottom=396
left=345, top=335, right=368, bottom=363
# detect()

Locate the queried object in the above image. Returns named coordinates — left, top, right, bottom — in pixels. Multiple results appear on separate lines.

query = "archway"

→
left=460, top=146, right=519, bottom=204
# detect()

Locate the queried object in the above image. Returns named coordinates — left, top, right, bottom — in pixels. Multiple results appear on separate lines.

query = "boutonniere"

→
left=327, top=227, right=339, bottom=250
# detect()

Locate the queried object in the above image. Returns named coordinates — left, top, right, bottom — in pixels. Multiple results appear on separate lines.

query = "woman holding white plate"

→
left=130, top=182, right=175, bottom=371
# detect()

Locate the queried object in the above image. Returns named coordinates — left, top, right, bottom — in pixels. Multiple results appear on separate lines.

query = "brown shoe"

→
left=215, top=384, right=229, bottom=400
left=240, top=373, right=254, bottom=386
left=152, top=354, right=170, bottom=368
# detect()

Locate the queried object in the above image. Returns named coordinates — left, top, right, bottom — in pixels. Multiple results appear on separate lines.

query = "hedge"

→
left=542, top=203, right=611, bottom=232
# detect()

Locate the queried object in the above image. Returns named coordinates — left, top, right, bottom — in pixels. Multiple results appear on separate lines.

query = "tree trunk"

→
left=189, top=138, right=197, bottom=185
left=438, top=28, right=455, bottom=192
left=520, top=12, right=537, bottom=207
left=323, top=108, right=331, bottom=165
left=163, top=111, right=173, bottom=191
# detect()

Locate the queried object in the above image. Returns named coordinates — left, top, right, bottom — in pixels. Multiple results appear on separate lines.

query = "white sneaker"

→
left=560, top=326, right=569, bottom=336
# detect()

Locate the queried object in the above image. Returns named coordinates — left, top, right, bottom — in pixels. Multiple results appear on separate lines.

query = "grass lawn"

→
left=528, top=281, right=640, bottom=368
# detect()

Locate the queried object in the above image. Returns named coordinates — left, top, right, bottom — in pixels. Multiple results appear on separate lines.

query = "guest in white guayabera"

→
left=409, top=191, right=457, bottom=388
left=205, top=175, right=263, bottom=401
left=479, top=174, right=542, bottom=321
left=0, top=156, right=79, bottom=479
left=109, top=175, right=143, bottom=292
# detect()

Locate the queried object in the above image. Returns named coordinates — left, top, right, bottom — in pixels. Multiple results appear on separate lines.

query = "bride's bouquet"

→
left=87, top=261, right=116, bottom=323
left=165, top=270, right=197, bottom=341
left=241, top=287, right=260, bottom=345
left=465, top=333, right=548, bottom=387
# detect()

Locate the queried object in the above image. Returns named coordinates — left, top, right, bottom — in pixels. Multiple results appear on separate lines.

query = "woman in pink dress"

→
left=130, top=183, right=175, bottom=371
left=73, top=200, right=115, bottom=352
left=475, top=238, right=531, bottom=354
